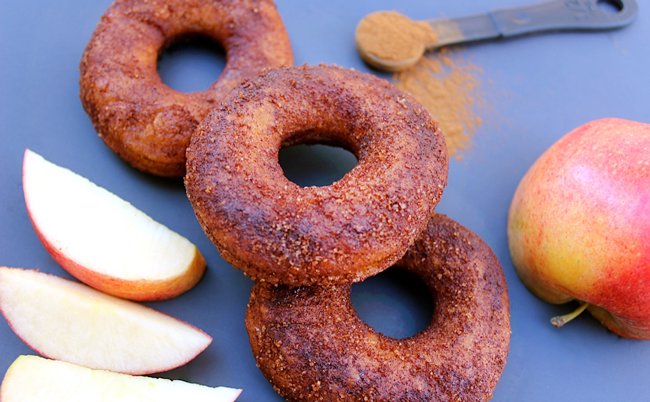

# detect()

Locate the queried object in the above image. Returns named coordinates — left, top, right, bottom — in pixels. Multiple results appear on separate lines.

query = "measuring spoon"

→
left=355, top=0, right=638, bottom=71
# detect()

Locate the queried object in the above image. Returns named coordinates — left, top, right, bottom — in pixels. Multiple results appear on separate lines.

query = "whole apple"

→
left=507, top=118, right=650, bottom=340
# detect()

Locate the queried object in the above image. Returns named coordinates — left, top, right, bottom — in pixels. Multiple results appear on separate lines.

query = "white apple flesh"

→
left=0, top=267, right=212, bottom=375
left=22, top=149, right=206, bottom=301
left=0, top=355, right=242, bottom=402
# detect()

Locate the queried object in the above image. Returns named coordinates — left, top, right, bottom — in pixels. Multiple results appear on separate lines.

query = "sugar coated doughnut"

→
left=80, top=0, right=293, bottom=177
left=245, top=213, right=510, bottom=402
left=185, top=64, right=449, bottom=286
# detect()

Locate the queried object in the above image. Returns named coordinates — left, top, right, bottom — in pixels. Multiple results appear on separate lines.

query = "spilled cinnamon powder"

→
left=393, top=50, right=484, bottom=159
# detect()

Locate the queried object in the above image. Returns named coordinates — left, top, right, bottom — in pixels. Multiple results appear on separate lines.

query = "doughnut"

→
left=79, top=0, right=293, bottom=177
left=185, top=64, right=449, bottom=286
left=245, top=213, right=511, bottom=402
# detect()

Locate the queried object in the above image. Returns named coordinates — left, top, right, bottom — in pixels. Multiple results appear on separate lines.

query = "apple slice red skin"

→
left=29, top=225, right=207, bottom=302
left=0, top=267, right=213, bottom=375
left=21, top=149, right=206, bottom=302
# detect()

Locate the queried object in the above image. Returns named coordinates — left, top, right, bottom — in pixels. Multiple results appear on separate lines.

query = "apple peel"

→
left=22, top=149, right=206, bottom=301
left=0, top=355, right=242, bottom=402
left=508, top=118, right=650, bottom=339
left=0, top=267, right=212, bottom=375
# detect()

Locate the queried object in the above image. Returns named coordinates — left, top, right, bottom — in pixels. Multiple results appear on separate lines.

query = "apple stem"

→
left=550, top=302, right=590, bottom=328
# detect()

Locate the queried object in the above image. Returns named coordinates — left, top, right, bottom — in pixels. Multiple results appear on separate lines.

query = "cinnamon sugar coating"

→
left=79, top=0, right=293, bottom=177
left=245, top=213, right=510, bottom=402
left=185, top=64, right=449, bottom=286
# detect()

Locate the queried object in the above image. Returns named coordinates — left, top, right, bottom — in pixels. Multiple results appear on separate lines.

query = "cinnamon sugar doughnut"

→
left=245, top=213, right=510, bottom=402
left=185, top=64, right=448, bottom=286
left=79, top=0, right=293, bottom=177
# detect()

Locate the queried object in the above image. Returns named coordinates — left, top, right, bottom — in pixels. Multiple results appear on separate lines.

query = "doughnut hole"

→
left=279, top=142, right=358, bottom=187
left=157, top=34, right=226, bottom=93
left=351, top=267, right=435, bottom=339
left=278, top=128, right=359, bottom=187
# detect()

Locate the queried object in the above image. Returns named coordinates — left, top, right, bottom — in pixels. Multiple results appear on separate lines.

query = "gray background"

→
left=1, top=0, right=649, bottom=400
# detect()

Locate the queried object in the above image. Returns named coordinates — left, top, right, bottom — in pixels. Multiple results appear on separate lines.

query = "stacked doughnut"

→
left=80, top=0, right=293, bottom=177
left=185, top=64, right=511, bottom=402
left=80, top=1, right=510, bottom=400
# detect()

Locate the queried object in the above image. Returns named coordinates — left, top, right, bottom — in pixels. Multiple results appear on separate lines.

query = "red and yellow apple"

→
left=0, top=267, right=212, bottom=374
left=22, top=149, right=206, bottom=301
left=507, top=118, right=650, bottom=339
left=1, top=355, right=242, bottom=402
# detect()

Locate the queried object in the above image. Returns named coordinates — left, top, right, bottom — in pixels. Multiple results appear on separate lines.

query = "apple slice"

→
left=0, top=267, right=212, bottom=375
left=22, top=149, right=206, bottom=301
left=0, top=355, right=242, bottom=402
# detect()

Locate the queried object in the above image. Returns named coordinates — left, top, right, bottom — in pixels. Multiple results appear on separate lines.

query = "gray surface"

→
left=1, top=0, right=650, bottom=401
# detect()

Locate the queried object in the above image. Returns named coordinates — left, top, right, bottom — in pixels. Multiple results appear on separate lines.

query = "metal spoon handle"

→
left=427, top=0, right=638, bottom=48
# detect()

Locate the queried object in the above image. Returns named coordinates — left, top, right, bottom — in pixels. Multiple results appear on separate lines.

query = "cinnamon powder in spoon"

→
left=355, top=11, right=438, bottom=62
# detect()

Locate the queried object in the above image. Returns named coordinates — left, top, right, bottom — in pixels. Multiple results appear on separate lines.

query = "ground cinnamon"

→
left=393, top=50, right=484, bottom=159
left=355, top=11, right=438, bottom=63
left=356, top=11, right=484, bottom=158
